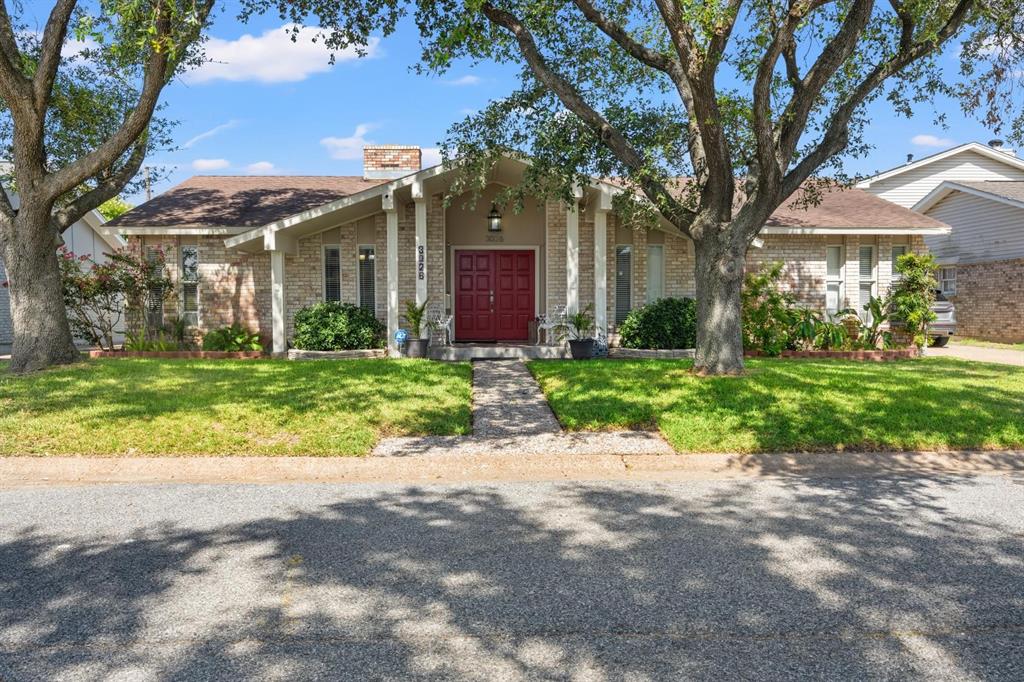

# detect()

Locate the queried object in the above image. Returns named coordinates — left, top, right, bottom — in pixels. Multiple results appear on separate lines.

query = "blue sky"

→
left=26, top=2, right=1012, bottom=203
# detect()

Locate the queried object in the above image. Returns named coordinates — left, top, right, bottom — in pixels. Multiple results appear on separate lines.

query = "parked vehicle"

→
left=929, top=291, right=956, bottom=347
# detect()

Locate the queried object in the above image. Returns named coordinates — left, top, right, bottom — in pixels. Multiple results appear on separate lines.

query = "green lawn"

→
left=0, top=358, right=471, bottom=456
left=954, top=338, right=1024, bottom=351
left=529, top=358, right=1024, bottom=453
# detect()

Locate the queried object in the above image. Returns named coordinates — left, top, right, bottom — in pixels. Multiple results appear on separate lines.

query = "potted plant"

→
left=403, top=298, right=436, bottom=358
left=558, top=304, right=596, bottom=359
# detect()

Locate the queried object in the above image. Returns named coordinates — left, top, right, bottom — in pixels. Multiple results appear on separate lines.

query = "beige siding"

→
left=863, top=150, right=1024, bottom=208
left=924, top=191, right=1024, bottom=264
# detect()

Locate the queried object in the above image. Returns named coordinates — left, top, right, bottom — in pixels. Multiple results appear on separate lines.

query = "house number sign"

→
left=417, top=245, right=425, bottom=280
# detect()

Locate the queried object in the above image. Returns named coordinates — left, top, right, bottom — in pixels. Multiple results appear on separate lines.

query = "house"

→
left=0, top=206, right=123, bottom=346
left=857, top=140, right=1024, bottom=343
left=105, top=146, right=948, bottom=355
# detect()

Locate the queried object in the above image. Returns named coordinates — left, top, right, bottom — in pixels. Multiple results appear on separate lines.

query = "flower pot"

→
left=568, top=338, right=595, bottom=360
left=405, top=338, right=430, bottom=358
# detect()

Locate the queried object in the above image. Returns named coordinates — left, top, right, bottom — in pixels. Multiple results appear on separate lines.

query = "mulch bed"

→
left=87, top=350, right=264, bottom=360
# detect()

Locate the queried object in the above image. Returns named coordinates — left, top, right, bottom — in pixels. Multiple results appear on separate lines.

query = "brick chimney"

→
left=363, top=145, right=422, bottom=180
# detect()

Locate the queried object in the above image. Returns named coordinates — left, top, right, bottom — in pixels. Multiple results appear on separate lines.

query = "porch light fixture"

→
left=487, top=204, right=502, bottom=232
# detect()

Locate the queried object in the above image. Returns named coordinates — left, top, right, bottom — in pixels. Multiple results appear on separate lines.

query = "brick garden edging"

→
left=287, top=348, right=387, bottom=360
left=87, top=350, right=264, bottom=360
left=745, top=347, right=920, bottom=361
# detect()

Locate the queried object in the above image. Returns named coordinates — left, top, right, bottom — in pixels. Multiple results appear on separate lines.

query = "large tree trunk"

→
left=692, top=235, right=747, bottom=375
left=2, top=208, right=80, bottom=373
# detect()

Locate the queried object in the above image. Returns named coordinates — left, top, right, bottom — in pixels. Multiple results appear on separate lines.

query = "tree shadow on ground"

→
left=2, top=474, right=1023, bottom=679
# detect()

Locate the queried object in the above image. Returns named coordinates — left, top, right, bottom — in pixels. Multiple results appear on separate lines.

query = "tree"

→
left=243, top=0, right=1023, bottom=374
left=97, top=197, right=133, bottom=221
left=0, top=0, right=212, bottom=373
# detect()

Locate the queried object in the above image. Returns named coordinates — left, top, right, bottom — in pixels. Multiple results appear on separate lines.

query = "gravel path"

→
left=374, top=359, right=673, bottom=456
left=3, top=477, right=1023, bottom=680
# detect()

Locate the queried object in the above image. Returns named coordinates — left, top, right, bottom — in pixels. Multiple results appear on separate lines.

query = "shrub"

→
left=202, top=324, right=263, bottom=352
left=619, top=297, right=696, bottom=349
left=292, top=302, right=386, bottom=351
left=741, top=263, right=796, bottom=355
left=889, top=253, right=938, bottom=348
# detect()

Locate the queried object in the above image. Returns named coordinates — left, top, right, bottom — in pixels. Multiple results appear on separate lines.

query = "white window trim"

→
left=858, top=244, right=877, bottom=321
left=825, top=244, right=844, bottom=316
left=357, top=243, right=376, bottom=311
left=180, top=245, right=200, bottom=327
left=322, top=244, right=342, bottom=302
left=940, top=267, right=957, bottom=296
left=646, top=244, right=664, bottom=304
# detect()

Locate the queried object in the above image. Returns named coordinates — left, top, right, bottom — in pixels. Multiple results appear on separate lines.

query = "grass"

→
left=953, top=337, right=1024, bottom=351
left=0, top=358, right=471, bottom=456
left=529, top=357, right=1024, bottom=453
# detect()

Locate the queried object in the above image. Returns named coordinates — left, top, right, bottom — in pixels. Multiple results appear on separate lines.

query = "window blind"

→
left=825, top=246, right=843, bottom=315
left=324, top=246, right=341, bottom=302
left=859, top=245, right=875, bottom=321
left=615, top=245, right=632, bottom=324
left=358, top=246, right=375, bottom=313
left=181, top=246, right=199, bottom=326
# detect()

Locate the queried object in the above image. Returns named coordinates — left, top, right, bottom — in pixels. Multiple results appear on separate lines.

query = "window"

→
left=891, top=245, right=908, bottom=282
left=858, top=245, right=875, bottom=321
left=181, top=246, right=199, bottom=327
left=144, top=246, right=164, bottom=329
left=323, top=245, right=341, bottom=302
left=940, top=267, right=957, bottom=296
left=615, top=245, right=632, bottom=324
left=358, top=246, right=376, bottom=314
left=646, top=245, right=664, bottom=304
left=825, top=245, right=844, bottom=316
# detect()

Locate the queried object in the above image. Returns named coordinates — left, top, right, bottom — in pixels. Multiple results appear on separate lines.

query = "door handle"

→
left=489, top=290, right=495, bottom=310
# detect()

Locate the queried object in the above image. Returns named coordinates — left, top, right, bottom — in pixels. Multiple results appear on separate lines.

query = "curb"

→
left=1, top=450, right=1022, bottom=488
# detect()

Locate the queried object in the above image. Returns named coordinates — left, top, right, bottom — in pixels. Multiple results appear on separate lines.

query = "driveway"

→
left=928, top=342, right=1024, bottom=366
left=2, top=477, right=1023, bottom=680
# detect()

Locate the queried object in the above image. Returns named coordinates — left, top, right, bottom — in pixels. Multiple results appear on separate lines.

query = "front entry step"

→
left=429, top=344, right=571, bottom=361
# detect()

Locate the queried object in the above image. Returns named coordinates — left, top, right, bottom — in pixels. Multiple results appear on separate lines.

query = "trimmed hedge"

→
left=292, top=302, right=386, bottom=351
left=619, top=297, right=697, bottom=350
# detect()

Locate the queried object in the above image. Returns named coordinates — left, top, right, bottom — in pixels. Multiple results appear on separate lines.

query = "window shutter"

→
left=859, top=246, right=874, bottom=280
left=324, top=246, right=341, bottom=302
left=358, top=246, right=375, bottom=313
left=615, top=245, right=632, bottom=324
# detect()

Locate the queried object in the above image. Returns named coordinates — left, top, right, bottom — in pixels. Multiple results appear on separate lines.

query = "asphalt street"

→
left=2, top=474, right=1023, bottom=680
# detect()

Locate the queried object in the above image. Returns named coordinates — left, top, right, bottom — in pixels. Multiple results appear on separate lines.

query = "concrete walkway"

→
left=928, top=342, right=1024, bottom=366
left=374, top=359, right=673, bottom=457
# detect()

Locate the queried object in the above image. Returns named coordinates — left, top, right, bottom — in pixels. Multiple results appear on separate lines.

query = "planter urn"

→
left=568, top=339, right=595, bottom=360
left=405, top=338, right=430, bottom=358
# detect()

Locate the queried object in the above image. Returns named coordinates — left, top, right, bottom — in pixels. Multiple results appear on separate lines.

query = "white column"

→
left=384, top=193, right=399, bottom=355
left=412, top=180, right=428, bottom=334
left=565, top=185, right=583, bottom=313
left=594, top=209, right=608, bottom=339
left=270, top=250, right=286, bottom=355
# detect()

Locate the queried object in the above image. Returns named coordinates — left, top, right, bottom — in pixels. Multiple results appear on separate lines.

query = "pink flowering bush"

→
left=58, top=247, right=172, bottom=350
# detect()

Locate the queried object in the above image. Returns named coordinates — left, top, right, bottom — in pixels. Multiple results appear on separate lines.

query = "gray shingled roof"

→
left=949, top=181, right=1024, bottom=205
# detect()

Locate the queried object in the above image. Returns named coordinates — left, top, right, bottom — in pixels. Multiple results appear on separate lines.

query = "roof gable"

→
left=856, top=142, right=1024, bottom=188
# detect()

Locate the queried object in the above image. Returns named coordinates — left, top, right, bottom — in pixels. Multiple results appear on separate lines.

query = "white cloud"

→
left=911, top=134, right=956, bottom=148
left=444, top=75, right=481, bottom=86
left=246, top=161, right=276, bottom=174
left=421, top=147, right=443, bottom=167
left=184, top=24, right=380, bottom=84
left=192, top=158, right=230, bottom=171
left=320, top=123, right=377, bottom=160
left=182, top=120, right=241, bottom=149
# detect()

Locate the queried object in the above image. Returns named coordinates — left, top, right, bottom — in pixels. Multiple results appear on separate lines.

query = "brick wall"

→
left=545, top=200, right=567, bottom=316
left=948, top=258, right=1024, bottom=343
left=746, top=235, right=829, bottom=310
left=284, top=234, right=324, bottom=338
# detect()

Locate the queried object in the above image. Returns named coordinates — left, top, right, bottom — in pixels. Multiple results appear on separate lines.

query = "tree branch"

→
left=0, top=2, right=33, bottom=116
left=34, top=0, right=79, bottom=116
left=479, top=1, right=697, bottom=232
left=51, top=138, right=147, bottom=232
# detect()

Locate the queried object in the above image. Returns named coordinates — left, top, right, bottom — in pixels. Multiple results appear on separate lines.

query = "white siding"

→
left=864, top=150, right=1024, bottom=208
left=924, top=191, right=1024, bottom=263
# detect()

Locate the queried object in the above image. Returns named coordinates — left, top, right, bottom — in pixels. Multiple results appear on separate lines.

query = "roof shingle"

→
left=947, top=180, right=1024, bottom=205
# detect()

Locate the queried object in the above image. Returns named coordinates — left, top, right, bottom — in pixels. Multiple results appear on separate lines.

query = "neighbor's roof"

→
left=106, top=175, right=387, bottom=229
left=855, top=142, right=1024, bottom=188
left=764, top=186, right=948, bottom=231
left=947, top=180, right=1024, bottom=204
left=914, top=179, right=1024, bottom=214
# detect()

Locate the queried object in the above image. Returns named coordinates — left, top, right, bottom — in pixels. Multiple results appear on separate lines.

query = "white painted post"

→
left=384, top=193, right=399, bottom=355
left=594, top=188, right=612, bottom=339
left=412, top=179, right=428, bottom=337
left=566, top=184, right=583, bottom=313
left=270, top=249, right=286, bottom=355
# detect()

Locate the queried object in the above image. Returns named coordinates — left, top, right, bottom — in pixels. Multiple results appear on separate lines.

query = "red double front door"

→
left=455, top=250, right=535, bottom=341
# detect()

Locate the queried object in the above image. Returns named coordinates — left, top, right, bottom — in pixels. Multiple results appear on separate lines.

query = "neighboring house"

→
left=858, top=140, right=1024, bottom=343
left=106, top=145, right=948, bottom=355
left=0, top=207, right=124, bottom=346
